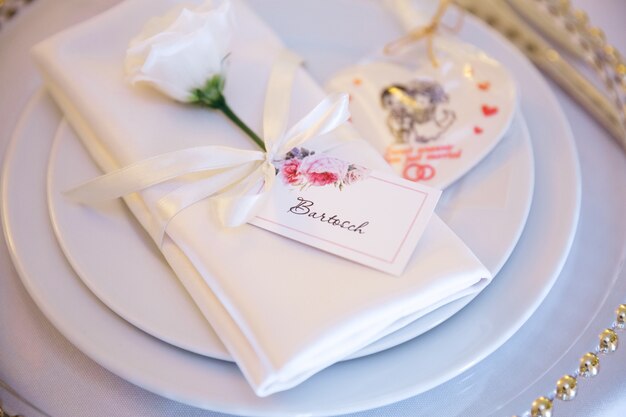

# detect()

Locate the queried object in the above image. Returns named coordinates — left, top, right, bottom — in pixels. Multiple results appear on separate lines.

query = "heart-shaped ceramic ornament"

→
left=326, top=36, right=517, bottom=189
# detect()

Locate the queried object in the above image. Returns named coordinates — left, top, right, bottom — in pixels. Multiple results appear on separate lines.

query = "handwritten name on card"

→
left=250, top=153, right=441, bottom=275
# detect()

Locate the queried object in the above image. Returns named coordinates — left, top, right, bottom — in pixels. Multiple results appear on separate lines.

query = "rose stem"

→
left=218, top=101, right=266, bottom=152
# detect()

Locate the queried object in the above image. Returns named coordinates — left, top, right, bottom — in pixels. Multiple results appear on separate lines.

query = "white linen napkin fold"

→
left=33, top=0, right=491, bottom=396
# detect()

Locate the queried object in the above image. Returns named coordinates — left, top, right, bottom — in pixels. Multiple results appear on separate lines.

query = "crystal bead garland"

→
left=530, top=0, right=626, bottom=143
left=508, top=2, right=624, bottom=414
left=514, top=304, right=626, bottom=417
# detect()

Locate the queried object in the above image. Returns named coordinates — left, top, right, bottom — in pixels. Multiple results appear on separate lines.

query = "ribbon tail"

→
left=151, top=162, right=260, bottom=244
left=213, top=163, right=276, bottom=227
left=64, top=146, right=264, bottom=203
left=383, top=26, right=430, bottom=55
left=217, top=192, right=273, bottom=228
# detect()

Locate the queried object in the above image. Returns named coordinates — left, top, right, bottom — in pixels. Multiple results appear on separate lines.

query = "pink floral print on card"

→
left=276, top=148, right=370, bottom=190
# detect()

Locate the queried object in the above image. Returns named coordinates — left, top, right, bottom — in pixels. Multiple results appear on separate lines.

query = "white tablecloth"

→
left=1, top=1, right=625, bottom=416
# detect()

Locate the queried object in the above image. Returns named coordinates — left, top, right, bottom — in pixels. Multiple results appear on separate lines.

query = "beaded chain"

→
left=513, top=305, right=626, bottom=417
left=508, top=3, right=625, bottom=415
left=531, top=0, right=626, bottom=156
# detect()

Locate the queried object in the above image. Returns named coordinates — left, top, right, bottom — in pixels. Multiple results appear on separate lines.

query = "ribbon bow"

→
left=65, top=51, right=351, bottom=245
left=384, top=0, right=453, bottom=67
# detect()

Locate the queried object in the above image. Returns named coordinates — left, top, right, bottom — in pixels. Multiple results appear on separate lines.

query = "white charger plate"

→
left=1, top=3, right=580, bottom=416
left=47, top=111, right=533, bottom=361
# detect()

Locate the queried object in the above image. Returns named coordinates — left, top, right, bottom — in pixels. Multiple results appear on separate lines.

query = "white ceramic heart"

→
left=326, top=36, right=517, bottom=189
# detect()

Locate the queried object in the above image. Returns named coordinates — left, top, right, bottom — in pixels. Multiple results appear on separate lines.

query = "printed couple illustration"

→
left=381, top=80, right=456, bottom=144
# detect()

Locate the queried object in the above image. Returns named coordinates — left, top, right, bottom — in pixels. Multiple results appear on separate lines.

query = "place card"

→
left=251, top=149, right=441, bottom=275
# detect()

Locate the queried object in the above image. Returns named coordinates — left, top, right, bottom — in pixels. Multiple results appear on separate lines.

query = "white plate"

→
left=47, top=112, right=533, bottom=361
left=1, top=4, right=580, bottom=417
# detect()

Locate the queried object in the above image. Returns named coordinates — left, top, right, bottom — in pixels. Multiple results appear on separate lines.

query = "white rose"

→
left=125, top=0, right=233, bottom=103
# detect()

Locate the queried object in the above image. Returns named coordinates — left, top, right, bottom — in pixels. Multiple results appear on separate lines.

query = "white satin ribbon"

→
left=65, top=50, right=351, bottom=245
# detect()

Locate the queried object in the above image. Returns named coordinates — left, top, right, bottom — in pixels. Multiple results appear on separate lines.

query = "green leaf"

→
left=190, top=74, right=226, bottom=108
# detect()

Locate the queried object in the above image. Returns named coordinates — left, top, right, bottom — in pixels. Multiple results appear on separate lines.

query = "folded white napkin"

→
left=34, top=0, right=491, bottom=396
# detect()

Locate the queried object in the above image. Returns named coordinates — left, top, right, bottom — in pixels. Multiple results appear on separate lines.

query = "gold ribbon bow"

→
left=384, top=0, right=454, bottom=67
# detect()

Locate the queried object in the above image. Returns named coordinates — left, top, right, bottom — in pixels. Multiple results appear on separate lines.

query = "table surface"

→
left=1, top=1, right=625, bottom=416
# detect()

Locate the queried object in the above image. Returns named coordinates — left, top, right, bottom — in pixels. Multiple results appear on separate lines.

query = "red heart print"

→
left=477, top=81, right=490, bottom=91
left=482, top=105, right=498, bottom=117
left=474, top=126, right=483, bottom=134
